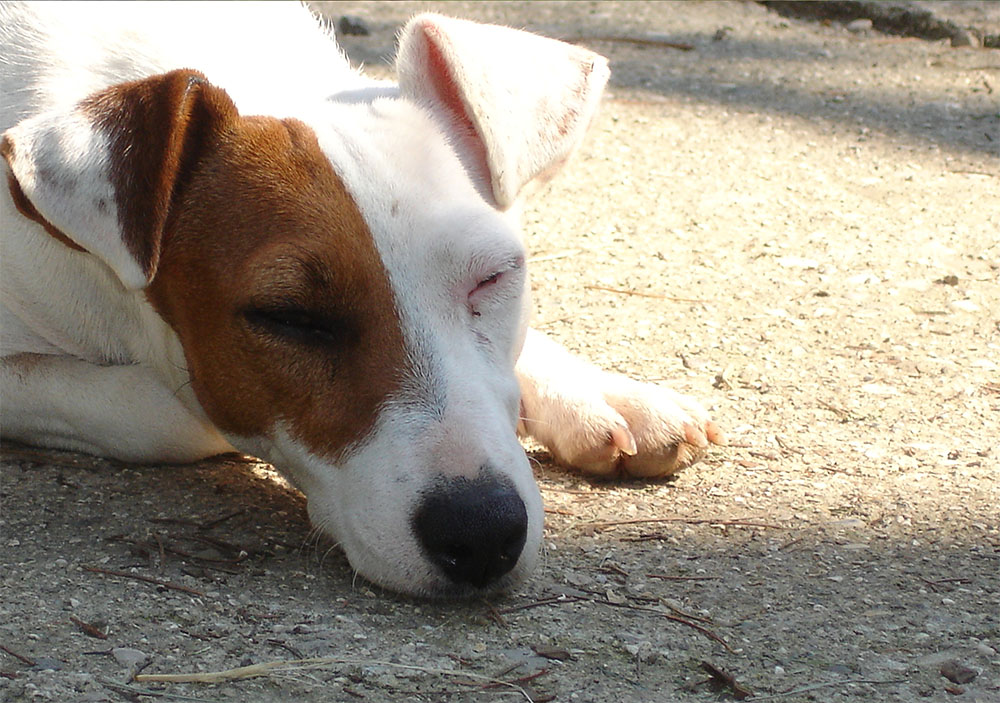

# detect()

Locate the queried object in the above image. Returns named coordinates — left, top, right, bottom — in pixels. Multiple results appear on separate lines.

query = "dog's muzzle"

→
left=413, top=472, right=528, bottom=588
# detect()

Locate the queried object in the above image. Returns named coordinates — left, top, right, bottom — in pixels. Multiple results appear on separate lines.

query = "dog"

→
left=0, top=2, right=721, bottom=597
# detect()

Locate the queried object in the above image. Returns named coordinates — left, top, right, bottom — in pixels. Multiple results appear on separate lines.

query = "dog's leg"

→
left=516, top=329, right=722, bottom=478
left=1, top=354, right=233, bottom=463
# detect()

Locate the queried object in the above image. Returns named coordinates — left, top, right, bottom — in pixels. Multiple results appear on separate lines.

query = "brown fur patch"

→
left=81, top=69, right=238, bottom=282
left=144, top=106, right=407, bottom=459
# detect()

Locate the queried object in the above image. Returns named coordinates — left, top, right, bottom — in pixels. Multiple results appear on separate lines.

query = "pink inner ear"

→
left=422, top=25, right=471, bottom=131
left=420, top=23, right=493, bottom=201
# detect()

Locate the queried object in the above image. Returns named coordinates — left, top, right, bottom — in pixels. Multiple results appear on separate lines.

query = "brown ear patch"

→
left=81, top=69, right=239, bottom=282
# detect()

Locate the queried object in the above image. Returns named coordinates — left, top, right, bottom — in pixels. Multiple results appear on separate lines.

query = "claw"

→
left=610, top=425, right=637, bottom=456
left=683, top=423, right=708, bottom=448
left=704, top=420, right=725, bottom=446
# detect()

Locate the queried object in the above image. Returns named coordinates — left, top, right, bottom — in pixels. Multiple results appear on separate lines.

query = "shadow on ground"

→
left=325, top=4, right=998, bottom=158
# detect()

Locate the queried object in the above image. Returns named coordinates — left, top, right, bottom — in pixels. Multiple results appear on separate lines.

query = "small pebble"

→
left=976, top=643, right=997, bottom=657
left=950, top=30, right=979, bottom=48
left=940, top=660, right=978, bottom=685
left=112, top=647, right=148, bottom=669
left=846, top=19, right=873, bottom=33
left=918, top=651, right=963, bottom=667
left=375, top=673, right=398, bottom=687
left=950, top=299, right=980, bottom=312
left=30, top=657, right=62, bottom=671
left=338, top=15, right=370, bottom=36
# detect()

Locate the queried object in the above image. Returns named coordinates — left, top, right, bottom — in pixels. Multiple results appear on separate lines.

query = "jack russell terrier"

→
left=0, top=2, right=721, bottom=596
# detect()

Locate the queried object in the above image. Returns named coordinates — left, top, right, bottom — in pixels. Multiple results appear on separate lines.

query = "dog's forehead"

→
left=301, top=98, right=523, bottom=269
left=284, top=98, right=527, bottom=438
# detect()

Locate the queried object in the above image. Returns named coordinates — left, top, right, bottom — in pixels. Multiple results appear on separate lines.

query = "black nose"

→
left=413, top=475, right=528, bottom=588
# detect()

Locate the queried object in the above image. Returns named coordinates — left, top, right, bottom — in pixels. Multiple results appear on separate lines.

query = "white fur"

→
left=2, top=354, right=230, bottom=462
left=1, top=2, right=715, bottom=596
left=3, top=110, right=148, bottom=287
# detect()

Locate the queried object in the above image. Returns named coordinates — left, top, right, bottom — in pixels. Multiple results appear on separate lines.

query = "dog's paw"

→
left=520, top=372, right=723, bottom=478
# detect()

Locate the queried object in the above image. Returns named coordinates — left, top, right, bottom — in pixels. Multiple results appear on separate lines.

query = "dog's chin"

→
left=357, top=558, right=536, bottom=601
left=337, top=533, right=541, bottom=600
left=419, top=577, right=525, bottom=601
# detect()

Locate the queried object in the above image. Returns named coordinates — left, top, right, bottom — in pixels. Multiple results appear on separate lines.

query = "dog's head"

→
left=1, top=14, right=608, bottom=596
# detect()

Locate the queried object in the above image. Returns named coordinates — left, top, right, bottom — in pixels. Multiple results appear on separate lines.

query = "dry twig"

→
left=0, top=644, right=35, bottom=666
left=701, top=661, right=753, bottom=699
left=483, top=602, right=509, bottom=628
left=538, top=486, right=599, bottom=496
left=584, top=284, right=708, bottom=303
left=69, top=616, right=108, bottom=640
left=110, top=535, right=246, bottom=568
left=647, top=573, right=718, bottom=582
left=561, top=33, right=695, bottom=51
left=602, top=599, right=733, bottom=652
left=497, top=595, right=588, bottom=615
left=817, top=398, right=861, bottom=421
left=265, top=639, right=305, bottom=660
left=497, top=591, right=731, bottom=652
left=98, top=678, right=216, bottom=702
left=584, top=517, right=784, bottom=531
left=745, top=677, right=907, bottom=700
left=82, top=565, right=206, bottom=597
left=149, top=509, right=244, bottom=531
left=949, top=169, right=998, bottom=178
left=136, top=657, right=542, bottom=701
left=527, top=249, right=581, bottom=263
left=918, top=576, right=972, bottom=592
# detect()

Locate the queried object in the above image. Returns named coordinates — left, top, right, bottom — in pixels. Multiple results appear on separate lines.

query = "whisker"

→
left=298, top=523, right=325, bottom=557
left=170, top=377, right=195, bottom=400
left=318, top=542, right=342, bottom=568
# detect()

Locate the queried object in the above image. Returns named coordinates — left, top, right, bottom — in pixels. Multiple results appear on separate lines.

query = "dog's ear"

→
left=396, top=14, right=609, bottom=210
left=1, top=69, right=237, bottom=289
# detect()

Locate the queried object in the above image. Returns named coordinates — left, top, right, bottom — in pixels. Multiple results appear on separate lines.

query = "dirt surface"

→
left=2, top=2, right=998, bottom=702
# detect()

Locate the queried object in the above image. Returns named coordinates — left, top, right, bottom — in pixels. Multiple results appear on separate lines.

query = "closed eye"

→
left=467, top=257, right=523, bottom=317
left=472, top=270, right=503, bottom=295
left=244, top=307, right=357, bottom=347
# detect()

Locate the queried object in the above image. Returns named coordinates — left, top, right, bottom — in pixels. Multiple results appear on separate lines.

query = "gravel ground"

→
left=1, top=2, right=998, bottom=702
